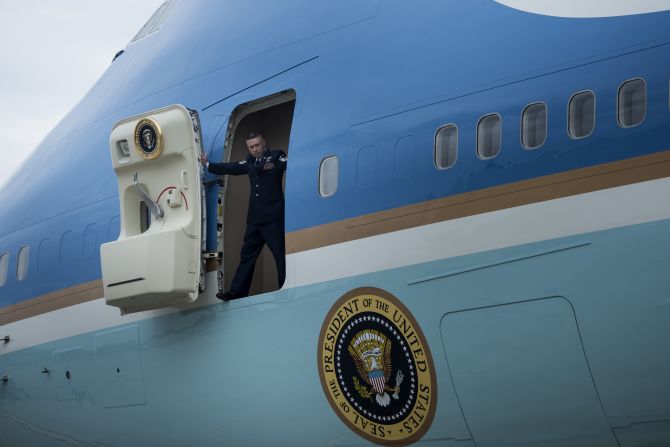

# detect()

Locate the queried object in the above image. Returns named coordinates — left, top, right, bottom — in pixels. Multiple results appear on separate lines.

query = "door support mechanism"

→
left=133, top=173, right=164, bottom=219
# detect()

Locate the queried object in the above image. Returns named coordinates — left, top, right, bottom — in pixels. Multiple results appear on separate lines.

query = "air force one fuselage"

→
left=1, top=1, right=670, bottom=446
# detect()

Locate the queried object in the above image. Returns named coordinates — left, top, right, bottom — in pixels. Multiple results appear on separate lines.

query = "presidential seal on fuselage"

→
left=134, top=117, right=163, bottom=160
left=318, top=287, right=437, bottom=446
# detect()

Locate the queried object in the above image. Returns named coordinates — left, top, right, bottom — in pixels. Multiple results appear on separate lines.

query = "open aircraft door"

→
left=101, top=105, right=206, bottom=314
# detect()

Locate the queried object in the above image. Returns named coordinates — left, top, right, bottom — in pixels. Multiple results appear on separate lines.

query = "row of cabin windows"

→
left=0, top=218, right=120, bottom=287
left=438, top=78, right=647, bottom=169
left=317, top=78, right=650, bottom=196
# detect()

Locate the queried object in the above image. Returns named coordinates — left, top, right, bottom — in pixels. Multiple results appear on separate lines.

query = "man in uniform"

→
left=200, top=132, right=287, bottom=301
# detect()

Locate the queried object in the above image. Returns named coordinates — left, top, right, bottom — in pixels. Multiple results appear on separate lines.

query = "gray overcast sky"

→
left=0, top=0, right=165, bottom=189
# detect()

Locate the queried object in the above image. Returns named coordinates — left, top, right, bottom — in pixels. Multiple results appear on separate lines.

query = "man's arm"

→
left=276, top=151, right=288, bottom=172
left=208, top=160, right=248, bottom=176
left=200, top=152, right=248, bottom=175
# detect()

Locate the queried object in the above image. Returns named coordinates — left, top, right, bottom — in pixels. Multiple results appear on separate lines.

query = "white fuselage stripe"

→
left=287, top=177, right=670, bottom=288
left=493, top=0, right=670, bottom=18
left=2, top=177, right=669, bottom=354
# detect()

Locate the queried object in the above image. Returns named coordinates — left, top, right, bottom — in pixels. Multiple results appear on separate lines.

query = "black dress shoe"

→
left=216, top=291, right=239, bottom=301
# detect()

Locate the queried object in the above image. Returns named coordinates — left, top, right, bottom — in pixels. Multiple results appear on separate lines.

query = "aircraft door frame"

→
left=207, top=90, right=296, bottom=299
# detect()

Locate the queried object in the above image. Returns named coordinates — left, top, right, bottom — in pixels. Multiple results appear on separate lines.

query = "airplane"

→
left=1, top=1, right=670, bottom=446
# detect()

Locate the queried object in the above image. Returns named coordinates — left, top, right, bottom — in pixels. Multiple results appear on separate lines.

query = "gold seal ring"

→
left=317, top=287, right=437, bottom=446
left=134, top=118, right=163, bottom=160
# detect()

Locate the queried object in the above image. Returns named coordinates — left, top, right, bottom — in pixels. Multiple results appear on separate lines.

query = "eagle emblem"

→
left=318, top=287, right=437, bottom=445
left=348, top=329, right=404, bottom=407
left=134, top=118, right=163, bottom=160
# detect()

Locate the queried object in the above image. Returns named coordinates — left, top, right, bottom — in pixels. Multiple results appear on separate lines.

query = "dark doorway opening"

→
left=220, top=91, right=295, bottom=297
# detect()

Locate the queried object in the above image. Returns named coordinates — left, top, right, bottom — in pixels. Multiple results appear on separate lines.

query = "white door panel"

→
left=101, top=105, right=203, bottom=314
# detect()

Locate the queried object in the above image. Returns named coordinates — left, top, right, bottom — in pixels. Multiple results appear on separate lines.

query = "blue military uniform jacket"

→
left=208, top=149, right=287, bottom=224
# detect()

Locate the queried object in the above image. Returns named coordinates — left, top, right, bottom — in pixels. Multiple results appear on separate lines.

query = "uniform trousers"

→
left=230, top=221, right=286, bottom=297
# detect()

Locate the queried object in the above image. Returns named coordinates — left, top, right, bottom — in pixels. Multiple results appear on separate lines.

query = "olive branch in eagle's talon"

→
left=353, top=376, right=373, bottom=400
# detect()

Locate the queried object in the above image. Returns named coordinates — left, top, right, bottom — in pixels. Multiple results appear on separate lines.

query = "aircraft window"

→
left=59, top=231, right=79, bottom=265
left=130, top=1, right=173, bottom=43
left=108, top=216, right=120, bottom=241
left=568, top=91, right=595, bottom=139
left=394, top=136, right=415, bottom=179
left=0, top=253, right=8, bottom=286
left=37, top=238, right=55, bottom=273
left=319, top=156, right=339, bottom=198
left=17, top=246, right=29, bottom=281
left=618, top=78, right=646, bottom=128
left=435, top=124, right=458, bottom=169
left=477, top=114, right=502, bottom=159
left=521, top=103, right=547, bottom=149
left=83, top=224, right=98, bottom=259
left=356, top=146, right=376, bottom=189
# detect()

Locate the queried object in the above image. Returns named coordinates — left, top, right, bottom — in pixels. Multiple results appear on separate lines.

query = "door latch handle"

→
left=133, top=173, right=164, bottom=219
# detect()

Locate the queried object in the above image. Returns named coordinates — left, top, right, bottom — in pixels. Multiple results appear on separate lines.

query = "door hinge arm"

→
left=133, top=173, right=164, bottom=219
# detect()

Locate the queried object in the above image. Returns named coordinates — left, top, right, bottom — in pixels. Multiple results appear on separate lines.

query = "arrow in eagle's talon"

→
left=392, top=370, right=405, bottom=399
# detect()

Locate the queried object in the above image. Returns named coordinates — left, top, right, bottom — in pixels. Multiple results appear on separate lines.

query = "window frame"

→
left=16, top=245, right=30, bottom=282
left=617, top=77, right=646, bottom=129
left=567, top=90, right=596, bottom=140
left=520, top=101, right=548, bottom=150
left=318, top=155, right=339, bottom=198
left=434, top=123, right=459, bottom=170
left=0, top=252, right=8, bottom=287
left=476, top=113, right=502, bottom=160
left=129, top=1, right=172, bottom=45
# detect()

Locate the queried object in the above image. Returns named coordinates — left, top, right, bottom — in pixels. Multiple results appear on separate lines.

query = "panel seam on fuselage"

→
left=351, top=41, right=670, bottom=126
